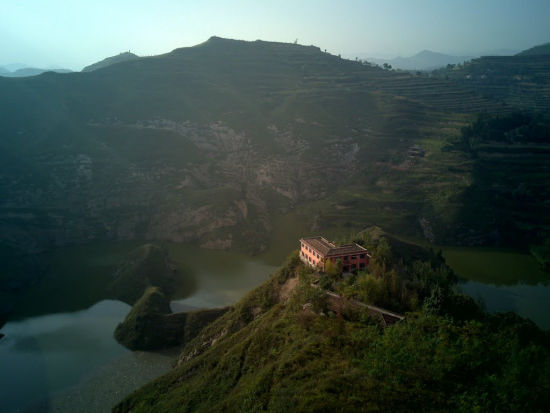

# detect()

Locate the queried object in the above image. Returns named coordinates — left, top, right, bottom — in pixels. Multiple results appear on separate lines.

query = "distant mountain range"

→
left=357, top=48, right=529, bottom=71
left=366, top=50, right=476, bottom=71
left=82, top=52, right=139, bottom=72
left=0, top=66, right=72, bottom=77
left=0, top=51, right=139, bottom=77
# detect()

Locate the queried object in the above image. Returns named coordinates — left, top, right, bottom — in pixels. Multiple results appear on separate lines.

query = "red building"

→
left=299, top=236, right=370, bottom=273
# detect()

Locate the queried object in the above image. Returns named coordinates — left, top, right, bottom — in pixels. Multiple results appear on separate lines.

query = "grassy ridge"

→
left=114, top=241, right=550, bottom=412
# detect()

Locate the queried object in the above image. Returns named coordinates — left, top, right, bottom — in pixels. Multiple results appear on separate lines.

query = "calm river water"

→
left=443, top=246, right=550, bottom=329
left=0, top=242, right=278, bottom=413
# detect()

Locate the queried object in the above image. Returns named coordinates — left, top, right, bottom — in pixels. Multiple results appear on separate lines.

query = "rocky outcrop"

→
left=109, top=244, right=183, bottom=305
left=114, top=286, right=229, bottom=351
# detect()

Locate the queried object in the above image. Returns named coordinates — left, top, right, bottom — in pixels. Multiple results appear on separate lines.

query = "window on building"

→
left=360, top=254, right=365, bottom=258
left=343, top=256, right=349, bottom=261
left=359, top=263, right=365, bottom=269
left=351, top=255, right=356, bottom=259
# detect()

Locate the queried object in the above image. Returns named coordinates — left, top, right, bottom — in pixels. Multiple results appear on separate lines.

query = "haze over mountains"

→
left=350, top=48, right=522, bottom=71
left=366, top=50, right=476, bottom=70
left=0, top=52, right=138, bottom=77
left=1, top=37, right=549, bottom=258
left=0, top=65, right=72, bottom=77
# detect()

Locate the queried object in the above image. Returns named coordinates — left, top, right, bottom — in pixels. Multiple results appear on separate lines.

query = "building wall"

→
left=300, top=241, right=370, bottom=273
left=299, top=241, right=324, bottom=268
left=326, top=253, right=369, bottom=273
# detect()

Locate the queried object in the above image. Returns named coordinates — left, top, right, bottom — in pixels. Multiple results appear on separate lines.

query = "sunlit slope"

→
left=0, top=37, right=545, bottom=253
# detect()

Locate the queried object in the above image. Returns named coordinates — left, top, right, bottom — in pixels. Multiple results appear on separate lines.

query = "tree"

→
left=325, top=259, right=340, bottom=279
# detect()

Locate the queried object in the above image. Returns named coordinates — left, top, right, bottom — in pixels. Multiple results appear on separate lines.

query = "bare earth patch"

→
left=279, top=277, right=299, bottom=302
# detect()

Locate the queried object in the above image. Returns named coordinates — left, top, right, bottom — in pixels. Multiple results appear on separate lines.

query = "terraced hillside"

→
left=433, top=54, right=550, bottom=112
left=0, top=37, right=548, bottom=256
left=449, top=112, right=550, bottom=255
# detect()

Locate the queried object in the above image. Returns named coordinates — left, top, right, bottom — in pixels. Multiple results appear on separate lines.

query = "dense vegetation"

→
left=319, top=228, right=480, bottom=319
left=458, top=111, right=550, bottom=153
left=115, top=233, right=550, bottom=412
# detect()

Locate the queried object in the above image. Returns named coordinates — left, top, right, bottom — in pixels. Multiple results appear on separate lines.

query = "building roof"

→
left=300, top=236, right=368, bottom=257
left=326, top=243, right=368, bottom=257
left=300, top=236, right=335, bottom=256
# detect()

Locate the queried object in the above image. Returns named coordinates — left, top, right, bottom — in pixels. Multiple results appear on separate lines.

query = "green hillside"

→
left=114, top=239, right=550, bottom=412
left=432, top=53, right=550, bottom=112
left=0, top=37, right=548, bottom=257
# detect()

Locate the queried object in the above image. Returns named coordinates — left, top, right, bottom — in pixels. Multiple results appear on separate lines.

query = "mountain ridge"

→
left=0, top=37, right=548, bottom=259
left=81, top=51, right=139, bottom=72
left=517, top=41, right=550, bottom=56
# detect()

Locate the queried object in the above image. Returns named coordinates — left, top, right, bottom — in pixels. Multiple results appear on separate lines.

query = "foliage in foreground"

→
left=114, top=245, right=550, bottom=412
left=326, top=227, right=479, bottom=321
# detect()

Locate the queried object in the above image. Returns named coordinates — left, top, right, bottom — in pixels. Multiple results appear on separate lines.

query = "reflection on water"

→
left=167, top=242, right=279, bottom=308
left=442, top=246, right=550, bottom=330
left=9, top=241, right=142, bottom=320
left=0, top=241, right=282, bottom=413
left=459, top=281, right=550, bottom=330
left=0, top=300, right=130, bottom=413
left=443, top=246, right=549, bottom=286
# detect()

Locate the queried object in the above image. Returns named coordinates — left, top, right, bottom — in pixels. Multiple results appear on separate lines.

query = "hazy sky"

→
left=1, top=0, right=549, bottom=70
